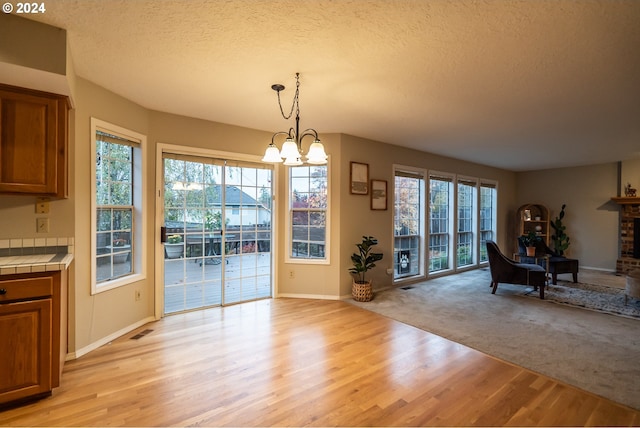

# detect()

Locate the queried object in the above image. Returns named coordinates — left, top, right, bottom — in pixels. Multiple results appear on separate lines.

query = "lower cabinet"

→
left=0, top=271, right=67, bottom=407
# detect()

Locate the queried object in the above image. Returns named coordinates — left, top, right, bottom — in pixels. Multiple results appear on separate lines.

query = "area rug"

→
left=347, top=268, right=640, bottom=411
left=524, top=279, right=640, bottom=319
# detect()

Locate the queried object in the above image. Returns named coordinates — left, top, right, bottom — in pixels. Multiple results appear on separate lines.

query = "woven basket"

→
left=352, top=280, right=373, bottom=302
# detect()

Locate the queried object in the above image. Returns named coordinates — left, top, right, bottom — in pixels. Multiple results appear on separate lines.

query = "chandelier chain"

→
left=262, top=72, right=327, bottom=165
left=276, top=74, right=300, bottom=121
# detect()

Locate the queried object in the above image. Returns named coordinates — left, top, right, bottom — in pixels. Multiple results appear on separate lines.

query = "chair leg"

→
left=552, top=272, right=558, bottom=285
left=491, top=281, right=498, bottom=294
left=572, top=272, right=578, bottom=283
left=539, top=285, right=544, bottom=299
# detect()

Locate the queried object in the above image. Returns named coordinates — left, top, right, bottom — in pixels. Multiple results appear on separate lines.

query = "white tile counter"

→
left=0, top=237, right=74, bottom=275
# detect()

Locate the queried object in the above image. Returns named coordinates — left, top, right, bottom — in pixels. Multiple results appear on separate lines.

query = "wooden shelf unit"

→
left=517, top=203, right=550, bottom=245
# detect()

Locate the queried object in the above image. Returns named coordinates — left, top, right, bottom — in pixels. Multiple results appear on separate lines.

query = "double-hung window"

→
left=393, top=167, right=425, bottom=280
left=429, top=173, right=454, bottom=273
left=457, top=177, right=477, bottom=268
left=479, top=181, right=497, bottom=262
left=288, top=165, right=329, bottom=262
left=91, top=118, right=146, bottom=294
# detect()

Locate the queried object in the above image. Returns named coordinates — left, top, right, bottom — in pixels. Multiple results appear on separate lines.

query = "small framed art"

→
left=350, top=162, right=369, bottom=195
left=370, top=179, right=387, bottom=210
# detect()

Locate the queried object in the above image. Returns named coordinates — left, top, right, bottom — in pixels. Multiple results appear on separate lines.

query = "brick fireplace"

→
left=612, top=196, right=640, bottom=274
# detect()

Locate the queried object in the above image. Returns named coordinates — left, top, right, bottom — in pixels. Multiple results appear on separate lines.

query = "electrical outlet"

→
left=288, top=270, right=295, bottom=279
left=386, top=268, right=393, bottom=275
left=135, top=290, right=141, bottom=301
left=35, top=197, right=50, bottom=214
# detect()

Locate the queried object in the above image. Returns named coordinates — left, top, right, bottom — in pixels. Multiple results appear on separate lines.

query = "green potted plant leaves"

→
left=551, top=204, right=570, bottom=256
left=349, top=236, right=384, bottom=302
left=520, top=230, right=540, bottom=257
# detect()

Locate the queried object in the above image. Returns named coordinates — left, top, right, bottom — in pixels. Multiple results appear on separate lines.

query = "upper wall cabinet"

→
left=0, top=84, right=69, bottom=198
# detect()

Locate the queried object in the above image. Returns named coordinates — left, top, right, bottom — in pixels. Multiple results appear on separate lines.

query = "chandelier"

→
left=261, top=73, right=328, bottom=166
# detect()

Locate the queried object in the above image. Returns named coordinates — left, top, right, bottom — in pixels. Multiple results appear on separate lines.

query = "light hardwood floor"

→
left=1, top=298, right=639, bottom=426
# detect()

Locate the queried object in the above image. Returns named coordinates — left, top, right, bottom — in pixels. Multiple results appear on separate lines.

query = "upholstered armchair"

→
left=486, top=240, right=546, bottom=299
left=516, top=237, right=579, bottom=285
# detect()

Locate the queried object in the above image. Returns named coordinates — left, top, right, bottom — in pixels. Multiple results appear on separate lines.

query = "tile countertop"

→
left=0, top=237, right=74, bottom=276
left=0, top=253, right=74, bottom=275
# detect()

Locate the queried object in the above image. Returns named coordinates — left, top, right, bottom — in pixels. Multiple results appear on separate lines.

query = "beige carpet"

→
left=348, top=268, right=640, bottom=411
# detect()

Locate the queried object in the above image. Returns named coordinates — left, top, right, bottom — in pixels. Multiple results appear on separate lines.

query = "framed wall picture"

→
left=350, top=162, right=369, bottom=195
left=370, top=179, right=387, bottom=210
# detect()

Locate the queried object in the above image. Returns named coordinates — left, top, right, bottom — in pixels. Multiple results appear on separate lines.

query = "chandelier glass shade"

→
left=261, top=73, right=328, bottom=166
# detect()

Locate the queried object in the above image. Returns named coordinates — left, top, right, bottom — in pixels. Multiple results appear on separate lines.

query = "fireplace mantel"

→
left=611, top=197, right=640, bottom=205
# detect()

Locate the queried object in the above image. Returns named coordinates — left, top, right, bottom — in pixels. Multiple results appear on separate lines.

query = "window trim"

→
left=455, top=175, right=479, bottom=270
left=392, top=164, right=427, bottom=283
left=479, top=180, right=498, bottom=264
left=90, top=118, right=147, bottom=294
left=285, top=160, right=331, bottom=265
left=428, top=170, right=456, bottom=275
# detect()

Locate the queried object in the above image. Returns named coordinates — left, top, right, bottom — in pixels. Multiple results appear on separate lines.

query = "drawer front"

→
left=0, top=276, right=53, bottom=302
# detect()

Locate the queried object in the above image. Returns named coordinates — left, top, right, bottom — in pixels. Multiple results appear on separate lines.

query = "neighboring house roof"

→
left=212, top=185, right=265, bottom=209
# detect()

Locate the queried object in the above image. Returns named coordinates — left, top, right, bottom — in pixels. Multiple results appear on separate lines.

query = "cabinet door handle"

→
left=0, top=288, right=6, bottom=295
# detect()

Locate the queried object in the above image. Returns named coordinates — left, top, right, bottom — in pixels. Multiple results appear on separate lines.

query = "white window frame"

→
left=285, top=161, right=330, bottom=265
left=91, top=118, right=147, bottom=294
left=456, top=175, right=479, bottom=270
left=428, top=171, right=456, bottom=275
left=479, top=180, right=498, bottom=264
left=392, top=165, right=427, bottom=283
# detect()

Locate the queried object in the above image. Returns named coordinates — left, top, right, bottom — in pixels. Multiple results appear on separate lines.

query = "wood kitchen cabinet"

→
left=0, top=271, right=67, bottom=407
left=0, top=84, right=69, bottom=198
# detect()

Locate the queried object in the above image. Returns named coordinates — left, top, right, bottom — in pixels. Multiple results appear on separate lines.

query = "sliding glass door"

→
left=162, top=153, right=273, bottom=314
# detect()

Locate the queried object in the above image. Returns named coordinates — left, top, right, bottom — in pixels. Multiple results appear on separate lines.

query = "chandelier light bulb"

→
left=280, top=138, right=300, bottom=159
left=261, top=143, right=283, bottom=163
left=306, top=140, right=328, bottom=164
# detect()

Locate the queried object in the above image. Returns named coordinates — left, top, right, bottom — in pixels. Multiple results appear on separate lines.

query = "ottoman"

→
left=548, top=256, right=579, bottom=285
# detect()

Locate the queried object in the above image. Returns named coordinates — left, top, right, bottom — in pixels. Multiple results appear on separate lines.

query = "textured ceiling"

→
left=22, top=0, right=640, bottom=171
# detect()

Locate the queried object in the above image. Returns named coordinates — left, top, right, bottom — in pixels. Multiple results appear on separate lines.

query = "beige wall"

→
left=621, top=158, right=640, bottom=196
left=339, top=134, right=518, bottom=296
left=0, top=14, right=73, bottom=98
left=71, top=78, right=151, bottom=354
left=0, top=14, right=66, bottom=75
left=516, top=163, right=620, bottom=270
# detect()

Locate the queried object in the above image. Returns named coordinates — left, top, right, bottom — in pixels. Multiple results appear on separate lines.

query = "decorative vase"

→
left=352, top=280, right=373, bottom=302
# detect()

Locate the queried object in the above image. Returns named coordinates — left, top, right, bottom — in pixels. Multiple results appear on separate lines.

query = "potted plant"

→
left=550, top=204, right=570, bottom=256
left=107, top=238, right=130, bottom=263
left=164, top=234, right=184, bottom=259
left=520, top=231, right=540, bottom=257
left=349, top=236, right=384, bottom=302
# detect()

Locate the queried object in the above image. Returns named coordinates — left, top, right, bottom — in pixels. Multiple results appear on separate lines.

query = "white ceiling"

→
left=23, top=0, right=640, bottom=171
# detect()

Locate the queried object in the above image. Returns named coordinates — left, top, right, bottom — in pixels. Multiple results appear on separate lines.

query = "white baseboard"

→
left=66, top=316, right=156, bottom=361
left=581, top=266, right=616, bottom=273
left=277, top=293, right=341, bottom=301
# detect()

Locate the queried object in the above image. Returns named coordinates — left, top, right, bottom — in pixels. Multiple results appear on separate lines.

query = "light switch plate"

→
left=37, top=218, right=50, bottom=233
